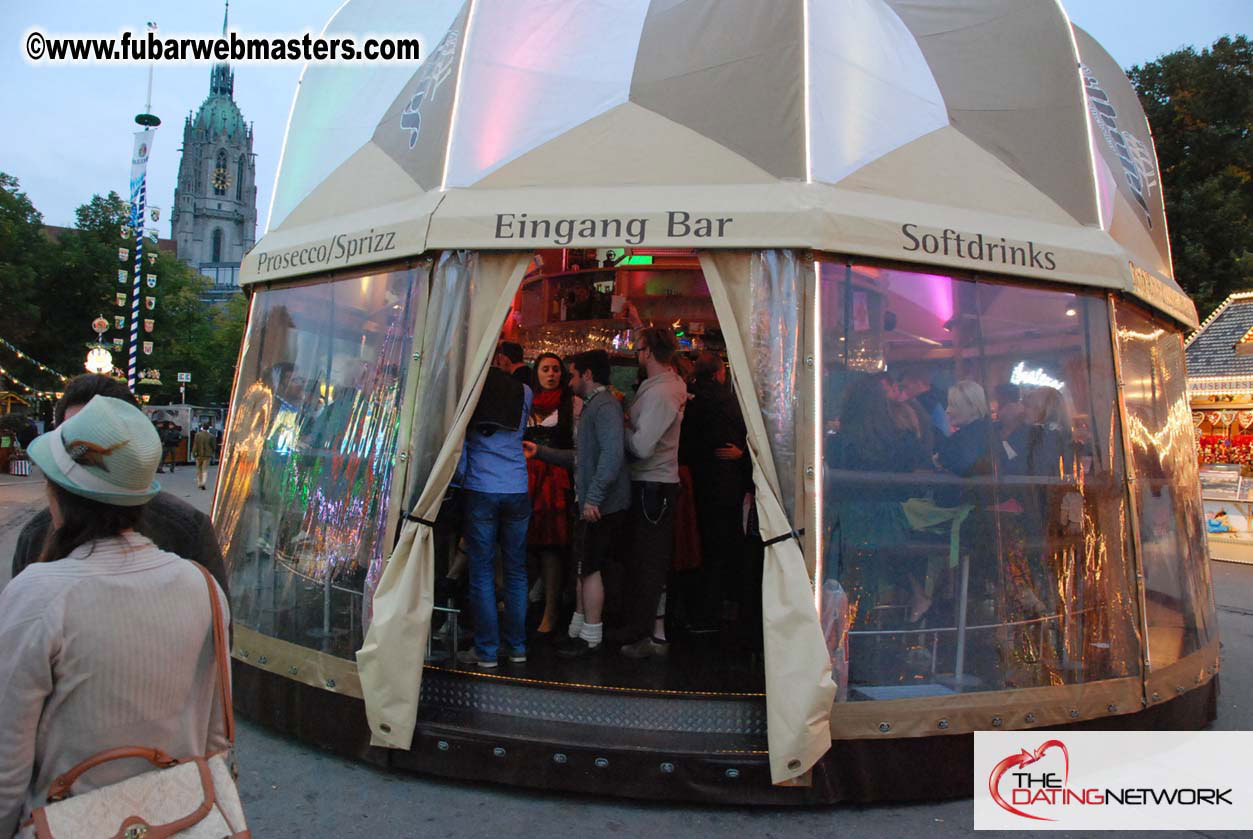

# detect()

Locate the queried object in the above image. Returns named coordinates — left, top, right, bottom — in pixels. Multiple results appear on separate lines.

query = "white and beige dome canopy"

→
left=246, top=0, right=1194, bottom=327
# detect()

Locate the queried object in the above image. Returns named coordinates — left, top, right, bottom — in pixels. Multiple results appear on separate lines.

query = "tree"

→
left=1, top=183, right=248, bottom=406
left=139, top=253, right=247, bottom=406
left=0, top=173, right=47, bottom=348
left=1130, top=36, right=1253, bottom=318
left=28, top=192, right=132, bottom=380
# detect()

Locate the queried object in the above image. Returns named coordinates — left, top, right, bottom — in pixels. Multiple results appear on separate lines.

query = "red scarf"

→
left=532, top=387, right=563, bottom=417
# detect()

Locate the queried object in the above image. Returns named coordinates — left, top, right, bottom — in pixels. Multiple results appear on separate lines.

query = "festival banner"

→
left=146, top=274, right=157, bottom=288
left=130, top=130, right=153, bottom=201
left=145, top=296, right=156, bottom=311
left=147, top=252, right=157, bottom=265
left=114, top=316, right=125, bottom=330
left=142, top=341, right=153, bottom=355
left=116, top=293, right=126, bottom=307
left=117, top=270, right=127, bottom=284
left=143, top=319, right=154, bottom=333
left=112, top=338, right=124, bottom=350
left=118, top=248, right=128, bottom=262
left=128, top=128, right=155, bottom=392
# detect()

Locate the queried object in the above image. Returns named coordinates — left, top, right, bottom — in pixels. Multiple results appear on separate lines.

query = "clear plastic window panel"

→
left=748, top=250, right=803, bottom=520
left=216, top=268, right=421, bottom=658
left=1114, top=301, right=1217, bottom=669
left=818, top=262, right=1141, bottom=700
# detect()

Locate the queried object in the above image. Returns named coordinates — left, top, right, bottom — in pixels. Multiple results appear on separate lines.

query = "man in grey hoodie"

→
left=525, top=350, right=630, bottom=656
left=619, top=326, right=688, bottom=659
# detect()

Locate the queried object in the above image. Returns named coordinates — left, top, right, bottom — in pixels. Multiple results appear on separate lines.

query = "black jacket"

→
left=680, top=378, right=751, bottom=506
left=936, top=417, right=1004, bottom=506
left=12, top=491, right=230, bottom=601
left=471, top=367, right=526, bottom=435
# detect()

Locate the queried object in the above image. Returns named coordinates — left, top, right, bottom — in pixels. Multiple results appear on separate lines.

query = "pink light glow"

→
left=918, top=273, right=955, bottom=324
left=872, top=267, right=954, bottom=325
left=454, top=2, right=600, bottom=183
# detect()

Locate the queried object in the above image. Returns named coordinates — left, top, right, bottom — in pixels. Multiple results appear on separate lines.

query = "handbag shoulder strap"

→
left=192, top=562, right=234, bottom=745
left=42, top=564, right=235, bottom=805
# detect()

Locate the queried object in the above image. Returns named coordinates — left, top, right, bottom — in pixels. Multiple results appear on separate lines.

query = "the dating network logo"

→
left=986, top=736, right=1233, bottom=822
left=975, top=731, right=1246, bottom=830
left=988, top=739, right=1071, bottom=821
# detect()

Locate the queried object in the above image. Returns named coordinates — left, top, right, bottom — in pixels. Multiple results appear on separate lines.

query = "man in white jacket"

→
left=620, top=326, right=688, bottom=659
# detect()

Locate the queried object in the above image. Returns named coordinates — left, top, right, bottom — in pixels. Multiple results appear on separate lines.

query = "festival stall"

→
left=215, top=0, right=1219, bottom=804
left=1186, top=291, right=1253, bottom=564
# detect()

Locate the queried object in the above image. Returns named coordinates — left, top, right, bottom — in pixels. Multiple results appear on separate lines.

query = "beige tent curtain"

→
left=357, top=250, right=533, bottom=749
left=698, top=250, right=836, bottom=785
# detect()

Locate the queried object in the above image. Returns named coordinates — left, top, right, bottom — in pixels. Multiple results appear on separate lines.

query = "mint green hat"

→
left=27, top=395, right=162, bottom=507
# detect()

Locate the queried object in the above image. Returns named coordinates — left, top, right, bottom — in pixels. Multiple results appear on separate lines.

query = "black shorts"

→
left=574, top=509, right=627, bottom=578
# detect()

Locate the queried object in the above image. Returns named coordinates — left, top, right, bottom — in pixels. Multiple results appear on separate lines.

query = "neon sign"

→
left=1010, top=361, right=1065, bottom=390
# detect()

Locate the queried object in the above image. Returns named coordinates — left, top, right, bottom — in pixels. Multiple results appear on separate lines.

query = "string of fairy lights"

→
left=0, top=337, right=69, bottom=399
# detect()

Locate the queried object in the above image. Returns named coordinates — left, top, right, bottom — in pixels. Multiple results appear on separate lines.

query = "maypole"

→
left=128, top=21, right=160, bottom=392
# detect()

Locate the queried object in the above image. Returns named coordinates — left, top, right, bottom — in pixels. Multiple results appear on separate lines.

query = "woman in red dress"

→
left=525, top=353, right=580, bottom=634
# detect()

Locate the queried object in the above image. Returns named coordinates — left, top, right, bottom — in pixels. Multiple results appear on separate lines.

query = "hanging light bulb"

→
left=85, top=314, right=114, bottom=374
left=85, top=345, right=114, bottom=374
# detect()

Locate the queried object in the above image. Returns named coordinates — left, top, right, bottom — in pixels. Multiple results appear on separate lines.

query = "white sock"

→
left=653, top=592, right=667, bottom=642
left=568, top=612, right=585, bottom=638
left=579, top=622, right=602, bottom=647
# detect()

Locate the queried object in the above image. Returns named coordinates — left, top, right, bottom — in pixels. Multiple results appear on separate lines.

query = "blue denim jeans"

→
left=462, top=490, right=531, bottom=661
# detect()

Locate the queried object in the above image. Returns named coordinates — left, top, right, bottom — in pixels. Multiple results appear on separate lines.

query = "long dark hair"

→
left=531, top=352, right=570, bottom=395
left=839, top=375, right=903, bottom=467
left=38, top=482, right=145, bottom=564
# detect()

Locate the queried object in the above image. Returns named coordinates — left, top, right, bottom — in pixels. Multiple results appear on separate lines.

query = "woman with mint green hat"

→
left=0, top=395, right=231, bottom=837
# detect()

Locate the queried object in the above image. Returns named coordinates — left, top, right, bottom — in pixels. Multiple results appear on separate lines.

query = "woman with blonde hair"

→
left=934, top=379, right=1006, bottom=516
left=937, top=380, right=1001, bottom=478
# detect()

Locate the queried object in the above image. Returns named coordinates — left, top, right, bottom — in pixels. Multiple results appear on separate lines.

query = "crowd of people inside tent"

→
left=823, top=364, right=1091, bottom=688
left=433, top=325, right=758, bottom=669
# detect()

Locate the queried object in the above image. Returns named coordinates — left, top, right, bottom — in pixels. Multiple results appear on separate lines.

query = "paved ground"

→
left=3, top=466, right=1251, bottom=837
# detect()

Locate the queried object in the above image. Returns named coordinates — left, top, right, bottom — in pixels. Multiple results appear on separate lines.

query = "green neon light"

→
left=620, top=255, right=654, bottom=266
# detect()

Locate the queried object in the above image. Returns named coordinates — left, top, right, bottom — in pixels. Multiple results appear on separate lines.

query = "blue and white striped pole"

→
left=130, top=21, right=160, bottom=392
left=128, top=177, right=146, bottom=391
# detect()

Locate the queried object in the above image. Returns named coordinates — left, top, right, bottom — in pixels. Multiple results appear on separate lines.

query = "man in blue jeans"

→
left=457, top=365, right=533, bottom=669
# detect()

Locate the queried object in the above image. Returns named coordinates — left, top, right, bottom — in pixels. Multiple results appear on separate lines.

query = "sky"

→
left=0, top=0, right=1248, bottom=232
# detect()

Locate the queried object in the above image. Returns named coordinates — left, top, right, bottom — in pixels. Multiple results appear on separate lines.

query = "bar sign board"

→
left=177, top=372, right=191, bottom=383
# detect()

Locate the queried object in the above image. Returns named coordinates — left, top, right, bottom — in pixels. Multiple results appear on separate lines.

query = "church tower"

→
left=171, top=2, right=256, bottom=301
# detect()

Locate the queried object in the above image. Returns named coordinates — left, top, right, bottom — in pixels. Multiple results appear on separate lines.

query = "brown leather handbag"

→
left=18, top=564, right=249, bottom=839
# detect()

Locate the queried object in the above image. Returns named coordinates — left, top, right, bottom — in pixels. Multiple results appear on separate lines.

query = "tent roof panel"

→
left=833, top=125, right=1078, bottom=226
left=471, top=102, right=776, bottom=189
left=246, top=0, right=1197, bottom=329
left=886, top=0, right=1098, bottom=227
left=628, top=0, right=805, bottom=180
left=276, top=142, right=420, bottom=231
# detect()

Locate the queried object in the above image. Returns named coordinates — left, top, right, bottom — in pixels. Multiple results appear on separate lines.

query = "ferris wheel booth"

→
left=217, top=0, right=1219, bottom=804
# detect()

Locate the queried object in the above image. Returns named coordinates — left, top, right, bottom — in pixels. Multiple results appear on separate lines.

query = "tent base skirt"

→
left=231, top=660, right=1218, bottom=805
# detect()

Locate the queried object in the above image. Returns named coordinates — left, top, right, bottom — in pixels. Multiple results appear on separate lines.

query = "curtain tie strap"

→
left=763, top=528, right=805, bottom=548
left=405, top=513, right=438, bottom=528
